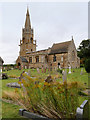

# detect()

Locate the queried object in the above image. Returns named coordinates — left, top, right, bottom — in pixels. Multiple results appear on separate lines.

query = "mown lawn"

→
left=1, top=68, right=89, bottom=118
left=2, top=101, right=23, bottom=118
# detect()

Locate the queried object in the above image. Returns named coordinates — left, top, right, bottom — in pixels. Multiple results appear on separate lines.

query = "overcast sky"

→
left=0, top=2, right=88, bottom=64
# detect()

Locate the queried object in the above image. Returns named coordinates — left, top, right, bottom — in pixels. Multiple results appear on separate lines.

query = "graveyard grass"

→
left=2, top=67, right=89, bottom=118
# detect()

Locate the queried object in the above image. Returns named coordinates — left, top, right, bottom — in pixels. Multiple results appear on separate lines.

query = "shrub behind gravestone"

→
left=85, top=58, right=90, bottom=73
left=57, top=68, right=62, bottom=74
left=80, top=64, right=84, bottom=68
left=2, top=73, right=8, bottom=79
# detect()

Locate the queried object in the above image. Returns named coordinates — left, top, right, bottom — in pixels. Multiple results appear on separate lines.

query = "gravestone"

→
left=37, top=67, right=40, bottom=73
left=76, top=100, right=89, bottom=120
left=80, top=68, right=83, bottom=75
left=0, top=66, right=2, bottom=80
left=62, top=69, right=67, bottom=82
left=68, top=65, right=71, bottom=74
left=25, top=66, right=27, bottom=69
left=6, top=82, right=21, bottom=88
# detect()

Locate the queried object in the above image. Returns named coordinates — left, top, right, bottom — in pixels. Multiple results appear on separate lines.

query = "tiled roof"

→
left=49, top=41, right=71, bottom=54
left=20, top=57, right=28, bottom=63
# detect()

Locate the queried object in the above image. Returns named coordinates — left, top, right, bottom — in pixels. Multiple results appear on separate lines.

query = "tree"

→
left=85, top=58, right=90, bottom=73
left=77, top=39, right=90, bottom=64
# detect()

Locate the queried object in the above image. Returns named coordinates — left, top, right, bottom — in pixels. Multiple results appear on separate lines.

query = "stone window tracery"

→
left=36, top=56, right=39, bottom=63
left=53, top=55, right=56, bottom=62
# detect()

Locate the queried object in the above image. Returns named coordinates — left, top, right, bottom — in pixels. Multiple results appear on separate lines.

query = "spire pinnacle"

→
left=27, top=6, right=29, bottom=16
left=72, top=36, right=74, bottom=40
left=25, top=7, right=31, bottom=28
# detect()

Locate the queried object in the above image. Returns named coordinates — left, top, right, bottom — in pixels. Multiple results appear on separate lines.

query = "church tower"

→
left=19, top=7, right=36, bottom=56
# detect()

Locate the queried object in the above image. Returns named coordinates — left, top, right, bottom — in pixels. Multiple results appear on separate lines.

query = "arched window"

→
left=29, top=57, right=32, bottom=63
left=53, top=55, right=56, bottom=62
left=45, top=55, right=48, bottom=63
left=36, top=56, right=39, bottom=63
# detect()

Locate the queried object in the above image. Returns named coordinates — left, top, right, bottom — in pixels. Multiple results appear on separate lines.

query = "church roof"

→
left=49, top=40, right=71, bottom=54
left=0, top=57, right=4, bottom=63
left=20, top=57, right=28, bottom=63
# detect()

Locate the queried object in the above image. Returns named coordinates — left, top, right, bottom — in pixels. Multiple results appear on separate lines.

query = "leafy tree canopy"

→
left=77, top=39, right=90, bottom=59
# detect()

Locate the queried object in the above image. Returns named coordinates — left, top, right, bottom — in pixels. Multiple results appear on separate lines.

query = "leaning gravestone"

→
left=6, top=82, right=21, bottom=88
left=76, top=100, right=89, bottom=120
left=62, top=69, right=67, bottom=83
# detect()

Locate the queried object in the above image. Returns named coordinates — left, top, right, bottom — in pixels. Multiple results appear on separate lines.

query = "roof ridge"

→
left=53, top=40, right=71, bottom=45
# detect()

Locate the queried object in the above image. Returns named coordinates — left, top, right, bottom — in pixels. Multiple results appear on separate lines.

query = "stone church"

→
left=16, top=8, right=80, bottom=69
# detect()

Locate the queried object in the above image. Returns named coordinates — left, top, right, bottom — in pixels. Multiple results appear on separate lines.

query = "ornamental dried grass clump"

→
left=17, top=72, right=80, bottom=119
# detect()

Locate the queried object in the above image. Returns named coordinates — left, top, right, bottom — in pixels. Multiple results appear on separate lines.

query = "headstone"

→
left=76, top=100, right=89, bottom=119
left=62, top=69, right=67, bottom=82
left=25, top=66, right=27, bottom=69
left=0, top=66, right=2, bottom=80
left=59, top=65, right=62, bottom=69
left=6, top=82, right=21, bottom=88
left=80, top=68, right=83, bottom=75
left=37, top=67, right=40, bottom=73
left=68, top=65, right=71, bottom=74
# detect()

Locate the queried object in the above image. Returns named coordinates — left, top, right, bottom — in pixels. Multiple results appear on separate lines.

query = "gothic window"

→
left=29, top=57, right=32, bottom=63
left=53, top=55, right=56, bottom=62
left=45, top=55, right=48, bottom=63
left=36, top=56, right=39, bottom=63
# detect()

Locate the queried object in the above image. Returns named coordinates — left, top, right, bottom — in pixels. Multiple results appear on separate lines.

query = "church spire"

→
left=25, top=7, right=31, bottom=28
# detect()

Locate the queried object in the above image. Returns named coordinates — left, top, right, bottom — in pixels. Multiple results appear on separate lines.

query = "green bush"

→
left=80, top=64, right=84, bottom=68
left=85, top=58, right=90, bottom=73
left=57, top=68, right=62, bottom=74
